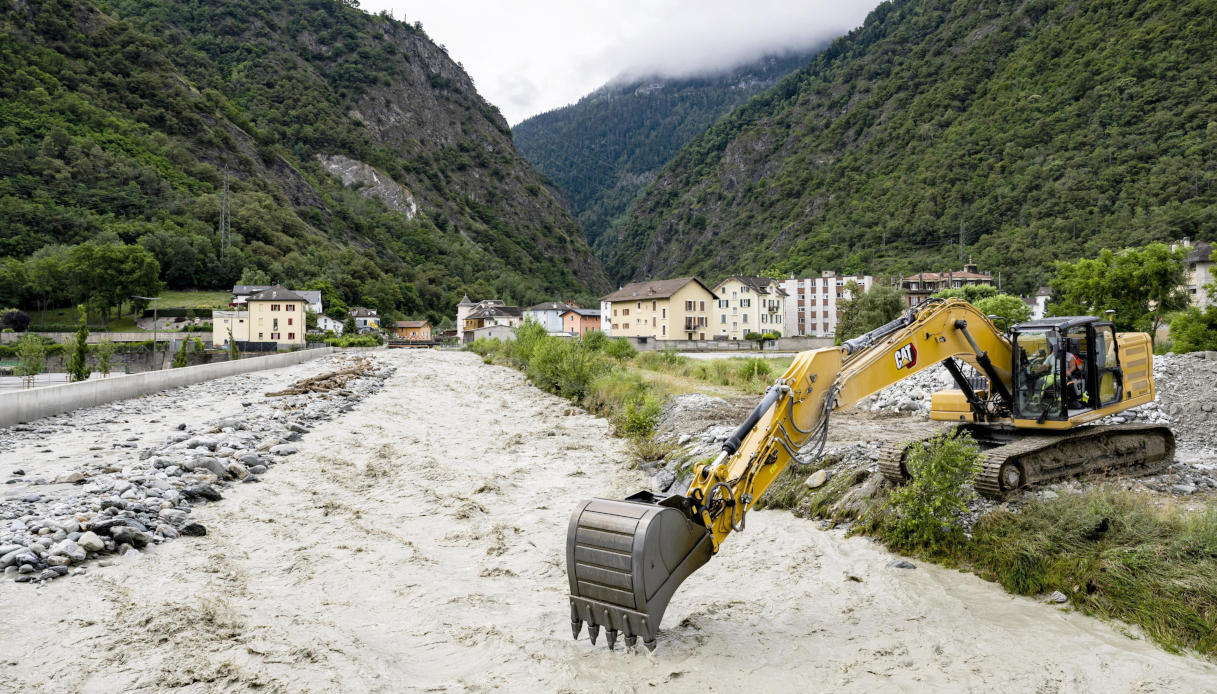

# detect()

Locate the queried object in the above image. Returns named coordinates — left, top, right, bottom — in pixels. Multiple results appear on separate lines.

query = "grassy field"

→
left=24, top=290, right=230, bottom=331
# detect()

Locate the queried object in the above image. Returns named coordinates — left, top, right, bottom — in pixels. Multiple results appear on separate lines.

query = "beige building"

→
left=602, top=277, right=717, bottom=341
left=712, top=276, right=787, bottom=340
left=213, top=285, right=307, bottom=348
left=1183, top=240, right=1214, bottom=310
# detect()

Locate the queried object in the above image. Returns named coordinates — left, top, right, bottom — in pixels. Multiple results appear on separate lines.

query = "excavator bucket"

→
left=566, top=492, right=712, bottom=651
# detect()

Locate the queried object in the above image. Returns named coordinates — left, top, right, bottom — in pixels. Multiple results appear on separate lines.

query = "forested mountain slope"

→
left=512, top=51, right=818, bottom=250
left=601, top=0, right=1217, bottom=293
left=0, top=0, right=607, bottom=322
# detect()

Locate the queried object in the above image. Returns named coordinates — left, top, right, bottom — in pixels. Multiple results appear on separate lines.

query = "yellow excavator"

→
left=566, top=298, right=1173, bottom=651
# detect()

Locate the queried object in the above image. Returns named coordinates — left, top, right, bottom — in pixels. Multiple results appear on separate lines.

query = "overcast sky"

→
left=360, top=1, right=882, bottom=125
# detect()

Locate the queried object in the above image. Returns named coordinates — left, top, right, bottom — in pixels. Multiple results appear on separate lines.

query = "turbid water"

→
left=1, top=350, right=1213, bottom=692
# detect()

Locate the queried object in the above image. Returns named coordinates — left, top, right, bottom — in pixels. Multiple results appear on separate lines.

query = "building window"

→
left=623, top=308, right=629, bottom=316
left=721, top=314, right=726, bottom=324
left=258, top=333, right=264, bottom=339
left=287, top=318, right=293, bottom=326
left=743, top=315, right=749, bottom=323
left=652, top=301, right=656, bottom=311
left=287, top=304, right=295, bottom=311
left=662, top=308, right=666, bottom=318
left=699, top=301, right=705, bottom=311
left=271, top=304, right=280, bottom=311
left=662, top=325, right=666, bottom=335
left=288, top=332, right=295, bottom=340
left=637, top=302, right=641, bottom=309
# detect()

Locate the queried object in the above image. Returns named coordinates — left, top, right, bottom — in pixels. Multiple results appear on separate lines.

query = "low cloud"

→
left=599, top=0, right=877, bottom=83
left=366, top=0, right=881, bottom=124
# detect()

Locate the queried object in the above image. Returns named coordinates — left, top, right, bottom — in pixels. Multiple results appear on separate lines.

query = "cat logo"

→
left=894, top=343, right=917, bottom=370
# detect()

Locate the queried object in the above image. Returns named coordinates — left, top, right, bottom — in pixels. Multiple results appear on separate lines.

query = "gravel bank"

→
left=1, top=353, right=393, bottom=583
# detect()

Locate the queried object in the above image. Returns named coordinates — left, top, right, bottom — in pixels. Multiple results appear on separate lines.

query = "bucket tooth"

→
left=624, top=634, right=637, bottom=649
left=606, top=628, right=618, bottom=650
left=588, top=623, right=600, bottom=645
left=644, top=639, right=657, bottom=652
left=571, top=618, right=583, bottom=640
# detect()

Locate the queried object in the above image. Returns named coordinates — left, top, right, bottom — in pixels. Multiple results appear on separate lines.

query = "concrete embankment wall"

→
left=0, top=347, right=336, bottom=427
left=625, top=336, right=834, bottom=353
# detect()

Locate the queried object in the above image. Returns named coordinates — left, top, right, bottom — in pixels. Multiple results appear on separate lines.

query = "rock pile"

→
left=0, top=355, right=394, bottom=583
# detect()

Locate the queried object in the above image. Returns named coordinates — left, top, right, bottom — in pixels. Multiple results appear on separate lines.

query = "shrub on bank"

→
left=324, top=333, right=383, bottom=347
left=868, top=430, right=980, bottom=555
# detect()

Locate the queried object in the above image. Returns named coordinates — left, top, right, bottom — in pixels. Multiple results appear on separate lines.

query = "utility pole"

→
left=133, top=295, right=160, bottom=369
left=959, top=217, right=965, bottom=266
left=219, top=168, right=231, bottom=261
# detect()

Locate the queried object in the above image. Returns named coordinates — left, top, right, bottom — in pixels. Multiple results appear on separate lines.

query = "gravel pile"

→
left=0, top=355, right=393, bottom=583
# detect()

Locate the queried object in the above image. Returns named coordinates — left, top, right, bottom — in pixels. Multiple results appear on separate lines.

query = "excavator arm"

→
left=567, top=299, right=1015, bottom=651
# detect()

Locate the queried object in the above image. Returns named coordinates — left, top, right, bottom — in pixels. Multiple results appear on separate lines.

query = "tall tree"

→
left=834, top=281, right=906, bottom=343
left=1049, top=243, right=1188, bottom=344
left=67, top=304, right=90, bottom=382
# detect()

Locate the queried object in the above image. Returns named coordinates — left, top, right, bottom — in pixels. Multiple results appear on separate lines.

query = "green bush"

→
left=95, top=339, right=116, bottom=376
left=325, top=334, right=383, bottom=347
left=621, top=394, right=662, bottom=438
left=581, top=330, right=609, bottom=352
left=527, top=338, right=608, bottom=401
left=505, top=319, right=549, bottom=369
left=1169, top=306, right=1217, bottom=353
left=874, top=430, right=980, bottom=554
left=467, top=337, right=502, bottom=357
left=604, top=337, right=637, bottom=361
left=634, top=348, right=689, bottom=371
left=736, top=357, right=772, bottom=382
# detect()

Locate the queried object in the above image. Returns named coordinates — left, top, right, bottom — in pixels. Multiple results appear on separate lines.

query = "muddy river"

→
left=1, top=350, right=1213, bottom=692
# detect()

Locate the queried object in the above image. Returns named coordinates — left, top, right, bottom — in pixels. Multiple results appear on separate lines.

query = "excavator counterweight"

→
left=565, top=298, right=1173, bottom=651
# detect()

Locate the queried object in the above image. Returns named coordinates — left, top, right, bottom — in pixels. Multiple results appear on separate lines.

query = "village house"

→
left=350, top=307, right=380, bottom=331
left=1182, top=240, right=1214, bottom=310
left=780, top=272, right=874, bottom=337
left=712, top=276, right=787, bottom=340
left=213, top=285, right=307, bottom=349
left=601, top=277, right=717, bottom=341
left=230, top=285, right=322, bottom=314
left=316, top=314, right=344, bottom=335
left=524, top=302, right=572, bottom=332
left=393, top=320, right=431, bottom=341
left=560, top=307, right=601, bottom=336
left=897, top=264, right=995, bottom=307
left=463, top=304, right=522, bottom=343
left=1031, top=287, right=1052, bottom=320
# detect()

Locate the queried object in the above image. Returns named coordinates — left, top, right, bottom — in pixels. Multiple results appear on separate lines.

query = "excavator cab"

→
left=1010, top=318, right=1123, bottom=423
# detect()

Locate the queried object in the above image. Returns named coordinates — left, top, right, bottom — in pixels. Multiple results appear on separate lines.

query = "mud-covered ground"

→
left=1, top=350, right=1215, bottom=692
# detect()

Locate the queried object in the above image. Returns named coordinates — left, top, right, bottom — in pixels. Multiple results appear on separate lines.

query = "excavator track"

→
left=879, top=423, right=1175, bottom=500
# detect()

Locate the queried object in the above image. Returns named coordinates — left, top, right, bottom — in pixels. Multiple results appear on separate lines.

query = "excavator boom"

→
left=566, top=298, right=1167, bottom=651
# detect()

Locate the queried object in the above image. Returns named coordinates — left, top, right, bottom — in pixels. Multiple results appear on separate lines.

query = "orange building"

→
left=393, top=320, right=431, bottom=341
left=561, top=307, right=601, bottom=336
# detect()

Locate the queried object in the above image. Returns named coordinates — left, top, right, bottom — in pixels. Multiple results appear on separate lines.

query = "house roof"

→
left=466, top=306, right=521, bottom=319
left=601, top=277, right=718, bottom=302
left=715, top=276, right=789, bottom=297
left=1036, top=286, right=1052, bottom=297
left=247, top=285, right=306, bottom=302
left=560, top=307, right=601, bottom=318
left=395, top=320, right=429, bottom=328
left=458, top=294, right=474, bottom=306
left=232, top=284, right=270, bottom=296
left=1187, top=241, right=1213, bottom=265
left=900, top=270, right=993, bottom=282
left=295, top=290, right=322, bottom=306
left=527, top=302, right=572, bottom=312
left=350, top=307, right=379, bottom=317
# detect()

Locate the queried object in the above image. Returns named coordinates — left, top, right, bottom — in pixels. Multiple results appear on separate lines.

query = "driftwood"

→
left=265, top=358, right=372, bottom=397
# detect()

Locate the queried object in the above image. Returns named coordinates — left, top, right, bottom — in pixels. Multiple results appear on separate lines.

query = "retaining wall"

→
left=0, top=347, right=335, bottom=427
left=625, top=336, right=834, bottom=352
